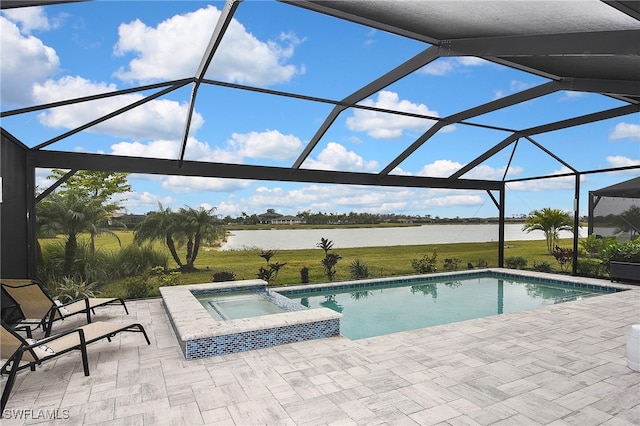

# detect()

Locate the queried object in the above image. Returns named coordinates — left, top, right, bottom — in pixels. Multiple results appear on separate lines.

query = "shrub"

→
left=51, top=275, right=99, bottom=302
left=600, top=240, right=640, bottom=265
left=551, top=246, right=573, bottom=272
left=317, top=238, right=341, bottom=281
left=580, top=235, right=608, bottom=257
left=476, top=259, right=488, bottom=268
left=576, top=258, right=605, bottom=277
left=300, top=267, right=309, bottom=283
left=442, top=258, right=462, bottom=271
left=115, top=244, right=168, bottom=278
left=38, top=242, right=169, bottom=295
left=411, top=250, right=438, bottom=274
left=122, top=276, right=151, bottom=299
left=505, top=256, right=527, bottom=269
left=150, top=266, right=181, bottom=287
left=212, top=271, right=236, bottom=282
left=257, top=250, right=286, bottom=285
left=40, top=241, right=113, bottom=284
left=532, top=261, right=553, bottom=272
left=349, top=259, right=370, bottom=279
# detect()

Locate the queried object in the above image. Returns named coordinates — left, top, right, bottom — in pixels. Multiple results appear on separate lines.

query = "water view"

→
left=221, top=224, right=585, bottom=251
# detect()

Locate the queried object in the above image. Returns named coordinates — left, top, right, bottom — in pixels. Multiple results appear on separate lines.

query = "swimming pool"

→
left=279, top=270, right=621, bottom=340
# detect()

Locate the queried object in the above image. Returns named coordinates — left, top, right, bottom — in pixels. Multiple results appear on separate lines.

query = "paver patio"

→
left=2, top=275, right=639, bottom=425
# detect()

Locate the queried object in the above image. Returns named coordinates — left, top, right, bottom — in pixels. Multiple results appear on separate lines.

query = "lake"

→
left=220, top=224, right=585, bottom=251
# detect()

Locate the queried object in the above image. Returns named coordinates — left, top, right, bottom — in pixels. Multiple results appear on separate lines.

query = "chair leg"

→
left=121, top=299, right=129, bottom=315
left=84, top=298, right=92, bottom=324
left=44, top=310, right=56, bottom=337
left=1, top=352, right=23, bottom=414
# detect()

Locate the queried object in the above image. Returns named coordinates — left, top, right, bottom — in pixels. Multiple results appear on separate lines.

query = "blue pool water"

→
left=282, top=274, right=615, bottom=340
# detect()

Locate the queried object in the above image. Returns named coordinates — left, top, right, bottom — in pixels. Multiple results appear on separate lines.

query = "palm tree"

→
left=135, top=205, right=221, bottom=271
left=37, top=189, right=119, bottom=274
left=134, top=203, right=183, bottom=268
left=178, top=206, right=221, bottom=270
left=522, top=208, right=574, bottom=253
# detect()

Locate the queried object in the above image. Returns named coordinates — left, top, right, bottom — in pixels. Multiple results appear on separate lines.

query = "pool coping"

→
left=275, top=268, right=636, bottom=295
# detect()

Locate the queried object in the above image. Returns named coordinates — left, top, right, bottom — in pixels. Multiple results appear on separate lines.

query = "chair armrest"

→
left=12, top=324, right=33, bottom=339
left=29, top=327, right=85, bottom=347
left=57, top=297, right=89, bottom=308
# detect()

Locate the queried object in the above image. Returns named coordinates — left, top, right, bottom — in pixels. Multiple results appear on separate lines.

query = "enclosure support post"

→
left=26, top=152, right=37, bottom=278
left=572, top=173, right=580, bottom=275
left=498, top=182, right=505, bottom=268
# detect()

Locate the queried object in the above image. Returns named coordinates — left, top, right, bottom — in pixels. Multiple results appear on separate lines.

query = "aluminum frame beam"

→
left=30, top=150, right=502, bottom=191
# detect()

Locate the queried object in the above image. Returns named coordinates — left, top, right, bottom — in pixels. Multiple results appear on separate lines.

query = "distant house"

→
left=272, top=215, right=305, bottom=225
left=257, top=209, right=283, bottom=224
left=257, top=209, right=305, bottom=225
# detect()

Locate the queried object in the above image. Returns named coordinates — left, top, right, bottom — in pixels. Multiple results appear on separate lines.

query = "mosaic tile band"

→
left=184, top=318, right=340, bottom=359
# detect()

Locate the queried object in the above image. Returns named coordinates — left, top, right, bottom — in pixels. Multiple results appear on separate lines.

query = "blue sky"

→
left=1, top=1, right=638, bottom=219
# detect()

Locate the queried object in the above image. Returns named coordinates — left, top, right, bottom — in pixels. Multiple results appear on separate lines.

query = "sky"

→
left=1, top=0, right=638, bottom=219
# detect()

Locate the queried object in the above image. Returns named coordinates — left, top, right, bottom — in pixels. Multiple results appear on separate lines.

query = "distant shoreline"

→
left=224, top=220, right=529, bottom=231
left=220, top=223, right=583, bottom=251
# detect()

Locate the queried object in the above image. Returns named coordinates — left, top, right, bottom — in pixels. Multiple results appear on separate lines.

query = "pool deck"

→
left=2, top=271, right=639, bottom=425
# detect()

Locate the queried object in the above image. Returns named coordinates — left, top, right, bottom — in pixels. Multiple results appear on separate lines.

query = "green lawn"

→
left=40, top=230, right=577, bottom=298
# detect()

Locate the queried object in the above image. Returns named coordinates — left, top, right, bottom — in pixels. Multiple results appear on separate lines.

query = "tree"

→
left=135, top=204, right=222, bottom=271
left=48, top=170, right=131, bottom=252
left=179, top=206, right=222, bottom=270
left=37, top=189, right=119, bottom=275
left=522, top=208, right=573, bottom=253
left=134, top=204, right=183, bottom=268
left=48, top=170, right=131, bottom=205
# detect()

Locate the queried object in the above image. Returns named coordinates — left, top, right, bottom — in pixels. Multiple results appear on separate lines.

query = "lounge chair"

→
left=1, top=320, right=150, bottom=414
left=1, top=279, right=128, bottom=336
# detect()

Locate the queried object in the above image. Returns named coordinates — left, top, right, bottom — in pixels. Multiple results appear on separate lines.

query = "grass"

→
left=39, top=230, right=575, bottom=298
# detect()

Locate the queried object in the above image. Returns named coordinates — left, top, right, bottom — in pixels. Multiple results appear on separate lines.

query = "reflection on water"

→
left=320, top=294, right=343, bottom=312
left=286, top=276, right=607, bottom=339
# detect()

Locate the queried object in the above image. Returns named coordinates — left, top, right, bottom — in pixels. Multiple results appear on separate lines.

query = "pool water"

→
left=195, top=290, right=287, bottom=320
left=284, top=276, right=609, bottom=339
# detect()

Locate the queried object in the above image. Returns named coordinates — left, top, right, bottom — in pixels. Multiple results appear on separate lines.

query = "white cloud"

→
left=559, top=90, right=587, bottom=101
left=2, top=6, right=53, bottom=34
left=113, top=6, right=303, bottom=85
left=0, top=16, right=59, bottom=106
left=227, top=130, right=302, bottom=161
left=33, top=76, right=204, bottom=140
left=419, top=57, right=489, bottom=76
left=110, top=137, right=217, bottom=161
left=414, top=194, right=484, bottom=209
left=115, top=191, right=176, bottom=211
left=161, top=176, right=251, bottom=194
left=237, top=184, right=486, bottom=216
left=347, top=91, right=446, bottom=139
left=607, top=155, right=640, bottom=168
left=506, top=166, right=583, bottom=192
left=609, top=122, right=640, bottom=142
left=111, top=129, right=302, bottom=166
left=303, top=142, right=378, bottom=172
left=493, top=80, right=536, bottom=100
left=416, top=159, right=522, bottom=180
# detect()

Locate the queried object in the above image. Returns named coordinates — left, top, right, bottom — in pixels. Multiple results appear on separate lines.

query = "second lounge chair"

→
left=1, top=279, right=128, bottom=336
left=1, top=319, right=150, bottom=414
